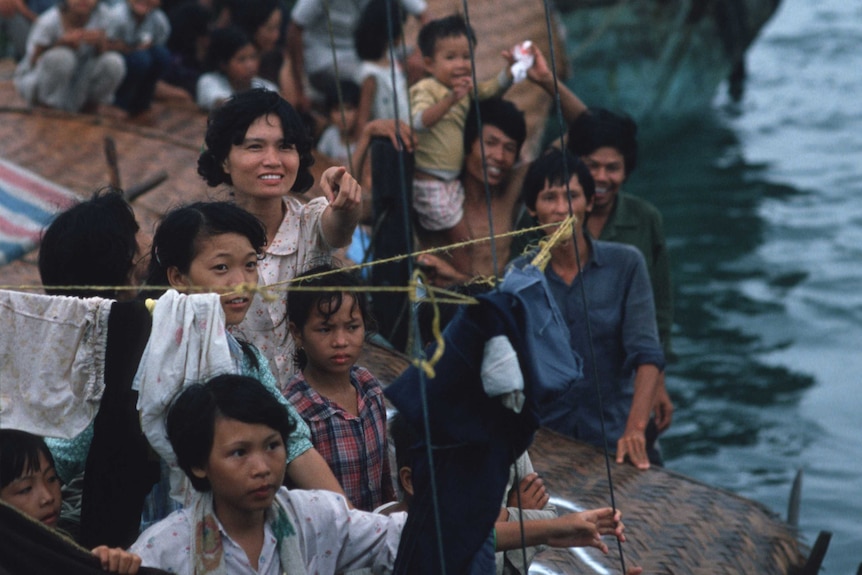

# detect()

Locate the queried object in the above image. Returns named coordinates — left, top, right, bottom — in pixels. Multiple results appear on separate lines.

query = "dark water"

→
left=624, top=1, right=862, bottom=572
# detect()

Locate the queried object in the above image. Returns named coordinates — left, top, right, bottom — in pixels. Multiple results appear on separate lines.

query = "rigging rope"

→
left=537, top=0, right=628, bottom=570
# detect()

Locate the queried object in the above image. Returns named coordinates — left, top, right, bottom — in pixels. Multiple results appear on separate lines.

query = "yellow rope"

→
left=0, top=221, right=560, bottom=294
left=409, top=269, right=445, bottom=378
left=530, top=214, right=577, bottom=272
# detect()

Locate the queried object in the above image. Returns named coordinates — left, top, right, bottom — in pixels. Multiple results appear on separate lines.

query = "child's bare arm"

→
left=495, top=507, right=627, bottom=553
left=520, top=44, right=588, bottom=124
left=418, top=77, right=472, bottom=128
left=90, top=546, right=142, bottom=574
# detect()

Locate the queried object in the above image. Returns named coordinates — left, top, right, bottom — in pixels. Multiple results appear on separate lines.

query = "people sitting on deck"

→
left=285, top=0, right=428, bottom=113
left=196, top=25, right=278, bottom=111
left=0, top=0, right=57, bottom=62
left=0, top=429, right=143, bottom=574
left=104, top=0, right=171, bottom=119
left=511, top=148, right=666, bottom=469
left=221, top=0, right=292, bottom=100
left=14, top=0, right=125, bottom=114
left=157, top=0, right=211, bottom=102
left=130, top=374, right=406, bottom=574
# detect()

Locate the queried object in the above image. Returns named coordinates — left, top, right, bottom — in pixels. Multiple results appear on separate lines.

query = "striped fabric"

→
left=0, top=157, right=78, bottom=266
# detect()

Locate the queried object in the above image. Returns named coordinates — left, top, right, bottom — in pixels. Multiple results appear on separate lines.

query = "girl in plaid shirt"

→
left=282, top=264, right=395, bottom=511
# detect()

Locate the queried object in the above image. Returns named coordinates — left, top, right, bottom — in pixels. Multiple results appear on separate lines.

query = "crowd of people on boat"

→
left=0, top=1, right=677, bottom=573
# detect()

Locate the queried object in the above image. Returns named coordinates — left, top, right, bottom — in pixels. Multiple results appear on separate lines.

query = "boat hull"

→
left=554, top=0, right=782, bottom=121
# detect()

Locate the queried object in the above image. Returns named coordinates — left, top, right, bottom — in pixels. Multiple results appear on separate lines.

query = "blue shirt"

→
left=514, top=238, right=665, bottom=447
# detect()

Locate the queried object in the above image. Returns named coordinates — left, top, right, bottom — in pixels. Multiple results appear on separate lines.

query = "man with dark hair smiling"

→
left=417, top=49, right=588, bottom=285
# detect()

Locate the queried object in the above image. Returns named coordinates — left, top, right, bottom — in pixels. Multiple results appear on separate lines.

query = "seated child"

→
left=14, top=0, right=125, bottom=113
left=130, top=374, right=405, bottom=574
left=316, top=78, right=362, bottom=167
left=282, top=264, right=395, bottom=512
left=0, top=429, right=142, bottom=574
left=196, top=25, right=279, bottom=110
left=385, top=413, right=639, bottom=573
left=409, top=14, right=518, bottom=273
left=105, top=0, right=172, bottom=117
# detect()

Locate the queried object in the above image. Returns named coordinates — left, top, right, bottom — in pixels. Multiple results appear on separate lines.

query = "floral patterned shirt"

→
left=131, top=488, right=405, bottom=574
left=231, top=196, right=331, bottom=392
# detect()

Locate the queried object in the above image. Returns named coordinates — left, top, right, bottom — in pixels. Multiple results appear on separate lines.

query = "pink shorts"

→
left=412, top=178, right=464, bottom=231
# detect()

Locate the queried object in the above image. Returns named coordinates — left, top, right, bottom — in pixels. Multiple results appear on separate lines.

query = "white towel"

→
left=134, top=290, right=233, bottom=503
left=0, top=290, right=110, bottom=438
left=481, top=335, right=525, bottom=413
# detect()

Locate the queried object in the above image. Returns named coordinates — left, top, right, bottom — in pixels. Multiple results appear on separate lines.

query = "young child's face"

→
left=423, top=34, right=472, bottom=89
left=328, top=104, right=358, bottom=136
left=169, top=233, right=259, bottom=326
left=293, top=295, right=365, bottom=376
left=223, top=44, right=260, bottom=88
left=0, top=452, right=62, bottom=527
left=192, top=416, right=287, bottom=516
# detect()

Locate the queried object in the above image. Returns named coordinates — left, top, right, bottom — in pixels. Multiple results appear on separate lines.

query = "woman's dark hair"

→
left=198, top=88, right=315, bottom=192
left=144, top=201, right=266, bottom=296
left=39, top=188, right=139, bottom=299
left=354, top=0, right=405, bottom=62
left=0, top=430, right=55, bottom=491
left=287, top=263, right=375, bottom=370
left=226, top=0, right=281, bottom=46
left=203, top=25, right=252, bottom=72
left=166, top=374, right=296, bottom=492
left=463, top=98, right=526, bottom=160
left=520, top=147, right=596, bottom=211
left=417, top=13, right=475, bottom=58
left=567, top=108, right=638, bottom=176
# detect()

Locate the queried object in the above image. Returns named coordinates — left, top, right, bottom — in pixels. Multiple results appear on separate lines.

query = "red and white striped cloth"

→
left=0, top=157, right=78, bottom=266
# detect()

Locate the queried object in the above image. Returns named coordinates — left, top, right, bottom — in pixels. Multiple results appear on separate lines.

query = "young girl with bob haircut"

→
left=0, top=429, right=142, bottom=574
left=130, top=374, right=404, bottom=574
left=197, top=88, right=362, bottom=390
left=143, top=201, right=346, bottom=498
left=282, top=264, right=395, bottom=512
